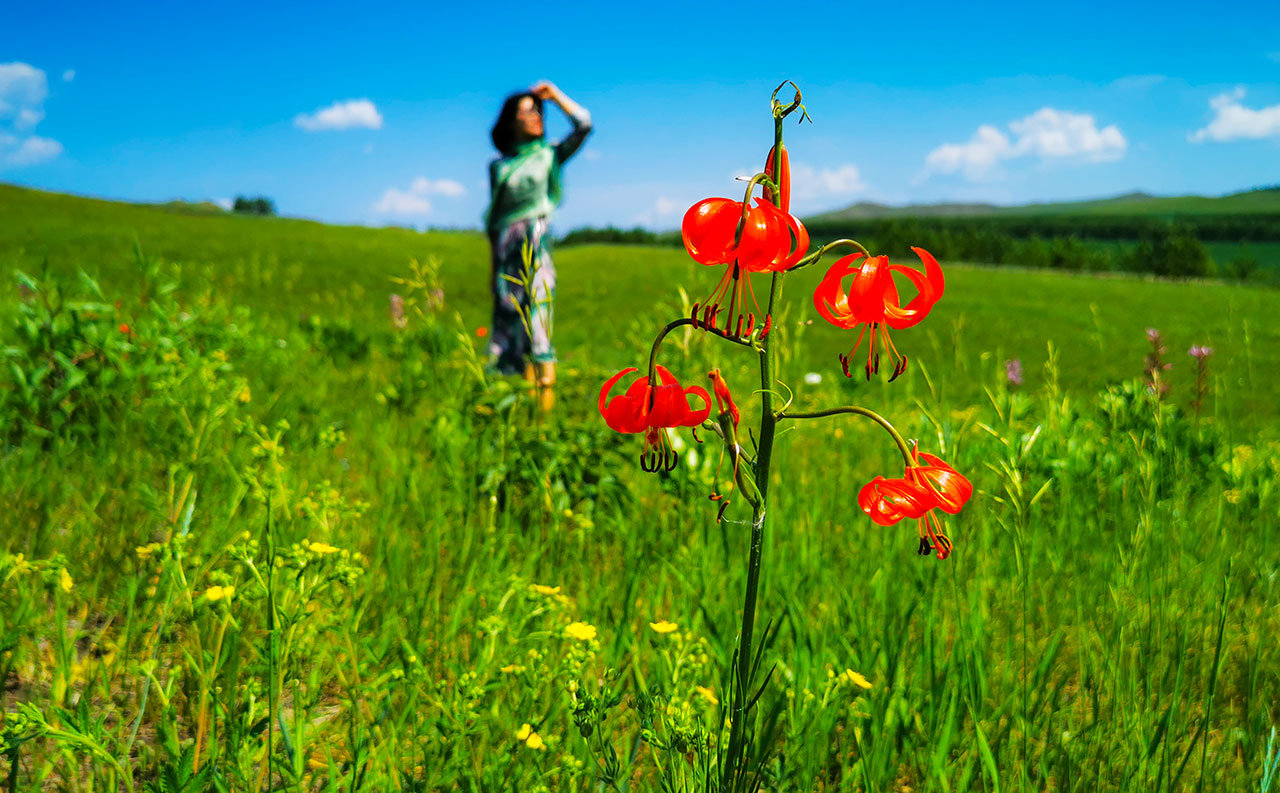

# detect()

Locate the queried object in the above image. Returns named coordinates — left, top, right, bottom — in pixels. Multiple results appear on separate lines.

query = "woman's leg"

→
left=488, top=224, right=533, bottom=375
left=526, top=217, right=556, bottom=366
left=526, top=218, right=557, bottom=409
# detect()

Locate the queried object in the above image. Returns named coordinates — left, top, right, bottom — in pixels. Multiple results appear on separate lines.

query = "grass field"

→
left=2, top=184, right=1279, bottom=791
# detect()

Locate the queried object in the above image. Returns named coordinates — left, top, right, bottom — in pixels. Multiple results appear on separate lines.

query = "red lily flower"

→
left=858, top=448, right=972, bottom=560
left=682, top=193, right=808, bottom=338
left=813, top=247, right=944, bottom=381
left=599, top=365, right=711, bottom=472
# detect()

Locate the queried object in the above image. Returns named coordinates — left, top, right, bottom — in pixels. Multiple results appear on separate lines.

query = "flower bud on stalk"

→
left=763, top=143, right=790, bottom=213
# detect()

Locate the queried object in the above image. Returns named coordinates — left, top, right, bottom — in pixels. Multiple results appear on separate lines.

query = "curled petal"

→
left=885, top=248, right=944, bottom=330
left=598, top=367, right=637, bottom=416
left=599, top=368, right=649, bottom=434
left=858, top=476, right=936, bottom=526
left=779, top=211, right=810, bottom=270
left=813, top=254, right=865, bottom=328
left=682, top=198, right=742, bottom=265
left=735, top=200, right=782, bottom=272
left=739, top=200, right=809, bottom=273
left=910, top=452, right=972, bottom=513
left=680, top=385, right=712, bottom=427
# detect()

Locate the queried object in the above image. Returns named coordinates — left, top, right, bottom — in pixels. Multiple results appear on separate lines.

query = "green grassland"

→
left=5, top=183, right=1279, bottom=433
left=2, top=184, right=1279, bottom=791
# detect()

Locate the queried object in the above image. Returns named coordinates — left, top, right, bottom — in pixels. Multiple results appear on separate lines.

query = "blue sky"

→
left=3, top=0, right=1278, bottom=231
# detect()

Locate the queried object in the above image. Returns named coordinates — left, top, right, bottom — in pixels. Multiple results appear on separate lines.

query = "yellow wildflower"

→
left=565, top=622, right=597, bottom=641
left=236, top=385, right=252, bottom=403
left=204, top=585, right=235, bottom=602
left=696, top=685, right=719, bottom=705
left=525, top=732, right=545, bottom=750
left=500, top=664, right=526, bottom=674
left=649, top=620, right=678, bottom=634
left=531, top=584, right=561, bottom=596
left=59, top=569, right=74, bottom=593
left=516, top=723, right=532, bottom=741
left=308, top=542, right=339, bottom=555
left=843, top=669, right=873, bottom=689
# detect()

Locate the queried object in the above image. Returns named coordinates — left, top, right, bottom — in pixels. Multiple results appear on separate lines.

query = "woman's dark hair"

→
left=490, top=92, right=543, bottom=156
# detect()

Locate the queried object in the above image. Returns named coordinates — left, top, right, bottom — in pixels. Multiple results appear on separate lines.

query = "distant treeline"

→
left=805, top=213, right=1280, bottom=244
left=560, top=215, right=1274, bottom=282
left=805, top=217, right=1269, bottom=280
left=558, top=226, right=679, bottom=247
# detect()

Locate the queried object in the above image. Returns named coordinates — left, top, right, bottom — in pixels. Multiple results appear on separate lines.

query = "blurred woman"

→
left=485, top=81, right=592, bottom=409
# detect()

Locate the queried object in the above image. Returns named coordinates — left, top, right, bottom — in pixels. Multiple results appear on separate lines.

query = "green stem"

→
left=646, top=319, right=753, bottom=387
left=724, top=114, right=788, bottom=789
left=788, top=238, right=872, bottom=273
left=778, top=406, right=914, bottom=465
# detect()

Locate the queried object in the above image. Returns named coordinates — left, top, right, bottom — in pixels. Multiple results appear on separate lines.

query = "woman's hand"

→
left=531, top=81, right=589, bottom=128
left=531, top=81, right=560, bottom=102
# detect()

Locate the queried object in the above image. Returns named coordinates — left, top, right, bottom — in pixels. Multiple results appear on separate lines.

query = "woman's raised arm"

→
left=533, top=81, right=592, bottom=162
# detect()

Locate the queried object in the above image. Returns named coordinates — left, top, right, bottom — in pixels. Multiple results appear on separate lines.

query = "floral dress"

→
left=484, top=108, right=592, bottom=375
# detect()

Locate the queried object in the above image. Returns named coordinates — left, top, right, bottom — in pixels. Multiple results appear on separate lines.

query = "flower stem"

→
left=788, top=238, right=872, bottom=273
left=778, top=405, right=914, bottom=465
left=724, top=112, right=789, bottom=789
left=646, top=319, right=753, bottom=387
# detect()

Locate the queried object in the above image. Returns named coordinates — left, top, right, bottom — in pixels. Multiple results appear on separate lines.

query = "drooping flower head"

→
left=599, top=365, right=711, bottom=472
left=682, top=183, right=809, bottom=338
left=813, top=247, right=944, bottom=381
left=858, top=447, right=972, bottom=560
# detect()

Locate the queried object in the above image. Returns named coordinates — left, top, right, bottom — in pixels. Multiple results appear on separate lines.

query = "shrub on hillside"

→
left=1128, top=223, right=1215, bottom=278
left=232, top=195, right=276, bottom=216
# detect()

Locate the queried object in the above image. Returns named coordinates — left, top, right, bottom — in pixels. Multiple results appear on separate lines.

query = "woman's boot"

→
left=536, top=362, right=556, bottom=411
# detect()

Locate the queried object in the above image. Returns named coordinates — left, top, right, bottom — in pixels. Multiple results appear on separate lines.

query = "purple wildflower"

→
left=1005, top=358, right=1023, bottom=388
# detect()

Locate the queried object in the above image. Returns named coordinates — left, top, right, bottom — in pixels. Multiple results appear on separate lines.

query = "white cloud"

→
left=214, top=197, right=233, bottom=210
left=294, top=98, right=382, bottom=131
left=1190, top=87, right=1280, bottom=142
left=1008, top=108, right=1127, bottom=160
left=3, top=135, right=62, bottom=167
left=62, top=69, right=75, bottom=82
left=924, top=108, right=1126, bottom=180
left=790, top=162, right=867, bottom=200
left=632, top=195, right=683, bottom=226
left=15, top=107, right=43, bottom=130
left=0, top=62, right=61, bottom=169
left=374, top=176, right=466, bottom=216
left=375, top=189, right=431, bottom=215
left=410, top=176, right=465, bottom=197
left=0, top=62, right=47, bottom=117
left=924, top=125, right=1013, bottom=180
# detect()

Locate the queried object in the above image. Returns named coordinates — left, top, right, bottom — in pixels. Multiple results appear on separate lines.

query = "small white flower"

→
left=804, top=372, right=822, bottom=385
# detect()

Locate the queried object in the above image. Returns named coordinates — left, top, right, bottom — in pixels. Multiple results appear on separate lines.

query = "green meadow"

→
left=1, top=183, right=1279, bottom=791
